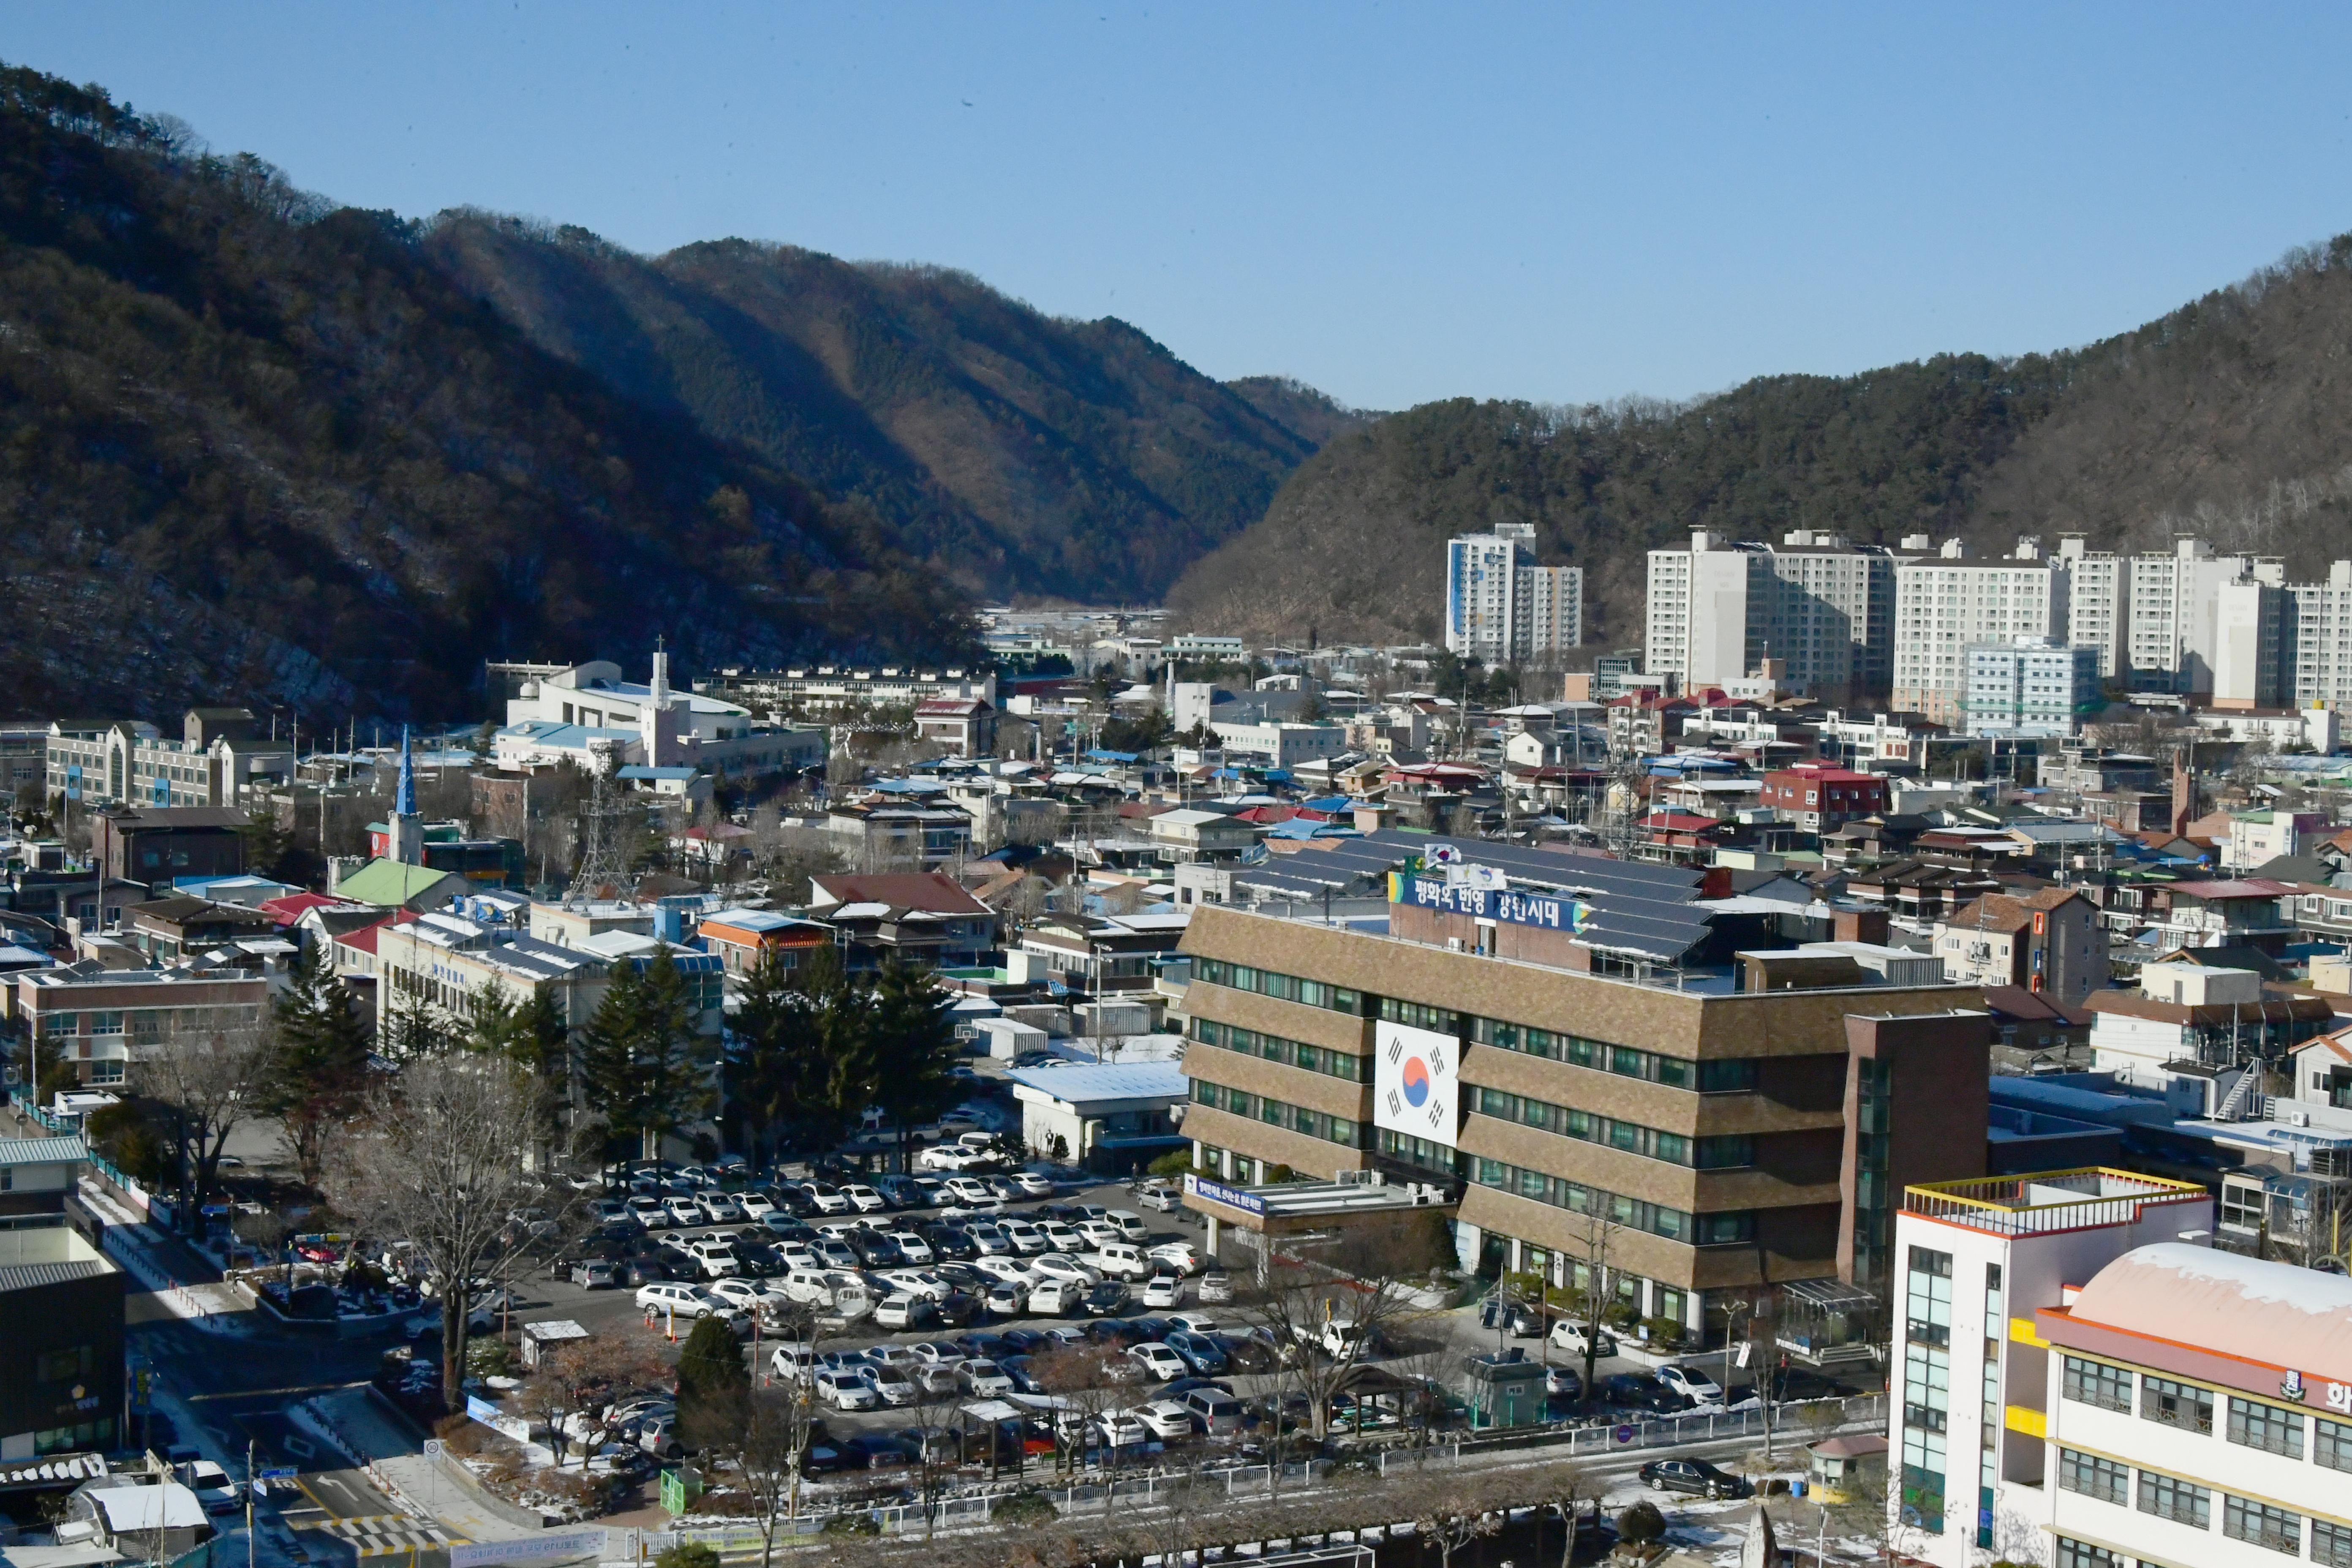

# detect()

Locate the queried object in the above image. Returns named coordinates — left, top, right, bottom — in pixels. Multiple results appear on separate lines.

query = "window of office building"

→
left=2136, top=1471, right=2209, bottom=1529
left=2140, top=1375, right=2214, bottom=1435
left=1906, top=1247, right=1952, bottom=1347
left=2062, top=1356, right=2132, bottom=1414
left=2227, top=1396, right=2305, bottom=1459
left=2314, top=1520, right=2352, bottom=1568
left=2058, top=1449, right=2127, bottom=1506
left=2318, top=1416, right=2352, bottom=1473
left=2224, top=1496, right=2303, bottom=1556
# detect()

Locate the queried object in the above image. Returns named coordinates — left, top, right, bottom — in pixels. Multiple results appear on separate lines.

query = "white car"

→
left=972, top=1255, right=1035, bottom=1287
left=1077, top=1220, right=1123, bottom=1250
left=879, top=1269, right=953, bottom=1301
left=736, top=1191, right=777, bottom=1220
left=917, top=1144, right=985, bottom=1172
left=907, top=1340, right=966, bottom=1367
left=1103, top=1209, right=1149, bottom=1242
left=1091, top=1412, right=1149, bottom=1448
left=1130, top=1342, right=1187, bottom=1382
left=863, top=1364, right=920, bottom=1405
left=841, top=1184, right=888, bottom=1213
left=1549, top=1320, right=1617, bottom=1358
left=626, top=1195, right=670, bottom=1228
left=660, top=1194, right=702, bottom=1225
left=800, top=1184, right=852, bottom=1215
left=1029, top=1253, right=1102, bottom=1286
left=634, top=1282, right=719, bottom=1319
left=1025, top=1278, right=1074, bottom=1316
left=1039, top=1220, right=1084, bottom=1251
left=984, top=1280, right=1030, bottom=1315
left=866, top=1343, right=920, bottom=1369
left=1147, top=1241, right=1204, bottom=1276
left=686, top=1239, right=740, bottom=1278
left=706, top=1278, right=773, bottom=1312
left=1197, top=1272, right=1234, bottom=1304
left=910, top=1362, right=961, bottom=1396
left=958, top=1358, right=1015, bottom=1397
left=942, top=1176, right=996, bottom=1204
left=590, top=1198, right=628, bottom=1225
left=1010, top=1172, right=1054, bottom=1198
left=768, top=1342, right=816, bottom=1382
left=696, top=1193, right=744, bottom=1224
left=1166, top=1312, right=1220, bottom=1336
left=1001, top=1219, right=1048, bottom=1255
left=1141, top=1274, right=1183, bottom=1308
left=815, top=1369, right=879, bottom=1411
left=965, top=1222, right=1014, bottom=1257
left=1134, top=1399, right=1193, bottom=1441
left=1135, top=1182, right=1181, bottom=1212
left=1656, top=1364, right=1726, bottom=1405
left=887, top=1230, right=934, bottom=1264
left=872, top=1295, right=928, bottom=1331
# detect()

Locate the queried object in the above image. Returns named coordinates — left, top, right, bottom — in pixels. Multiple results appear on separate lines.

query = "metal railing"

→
left=1903, top=1168, right=2206, bottom=1235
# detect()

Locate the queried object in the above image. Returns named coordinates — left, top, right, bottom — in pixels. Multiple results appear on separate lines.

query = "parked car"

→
left=1163, top=1329, right=1227, bottom=1375
left=695, top=1193, right=744, bottom=1224
left=1181, top=1386, right=1245, bottom=1435
left=1010, top=1171, right=1054, bottom=1198
left=1196, top=1271, right=1234, bottom=1305
left=1130, top=1342, right=1187, bottom=1382
left=841, top=1184, right=888, bottom=1213
left=873, top=1294, right=934, bottom=1331
left=958, top=1359, right=1016, bottom=1397
left=1603, top=1374, right=1695, bottom=1415
left=1545, top=1365, right=1584, bottom=1400
left=1081, top=1281, right=1133, bottom=1318
left=1134, top=1399, right=1193, bottom=1441
left=815, top=1369, right=880, bottom=1412
left=862, top=1365, right=920, bottom=1406
left=1147, top=1241, right=1206, bottom=1276
left=634, top=1282, right=720, bottom=1319
left=1141, top=1273, right=1184, bottom=1309
left=1135, top=1182, right=1181, bottom=1213
left=1639, top=1458, right=1752, bottom=1499
left=569, top=1259, right=622, bottom=1289
left=1655, top=1364, right=1725, bottom=1405
left=1550, top=1320, right=1618, bottom=1358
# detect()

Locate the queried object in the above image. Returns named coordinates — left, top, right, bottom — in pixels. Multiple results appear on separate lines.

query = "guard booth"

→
left=1805, top=1433, right=1888, bottom=1503
left=1462, top=1348, right=1547, bottom=1430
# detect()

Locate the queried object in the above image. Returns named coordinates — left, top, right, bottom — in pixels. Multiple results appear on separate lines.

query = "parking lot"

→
left=470, top=1159, right=1865, bottom=1483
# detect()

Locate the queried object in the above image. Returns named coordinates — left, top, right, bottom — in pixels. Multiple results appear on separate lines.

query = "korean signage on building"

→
left=1183, top=1173, right=1268, bottom=1216
left=1375, top=1020, right=1461, bottom=1148
left=1389, top=873, right=1588, bottom=933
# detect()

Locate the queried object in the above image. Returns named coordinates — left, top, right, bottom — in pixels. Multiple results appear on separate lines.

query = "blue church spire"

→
left=395, top=725, right=417, bottom=817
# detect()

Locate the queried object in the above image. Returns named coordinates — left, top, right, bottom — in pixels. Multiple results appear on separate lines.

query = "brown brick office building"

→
left=1178, top=901, right=1987, bottom=1348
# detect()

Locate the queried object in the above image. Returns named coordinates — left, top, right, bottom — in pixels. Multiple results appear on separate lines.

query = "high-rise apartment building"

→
left=1887, top=1170, right=2213, bottom=1568
left=2211, top=578, right=2289, bottom=710
left=2125, top=540, right=2280, bottom=694
left=1892, top=539, right=2072, bottom=725
left=1445, top=524, right=1582, bottom=663
left=1645, top=531, right=1903, bottom=702
left=2056, top=536, right=2129, bottom=681
left=2288, top=561, right=2352, bottom=710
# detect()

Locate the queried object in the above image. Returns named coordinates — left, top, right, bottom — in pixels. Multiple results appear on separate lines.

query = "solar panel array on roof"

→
left=1230, top=832, right=1716, bottom=962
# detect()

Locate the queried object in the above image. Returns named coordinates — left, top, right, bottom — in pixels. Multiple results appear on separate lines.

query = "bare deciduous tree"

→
left=1232, top=1210, right=1452, bottom=1454
left=321, top=1051, right=575, bottom=1412
left=142, top=1016, right=274, bottom=1231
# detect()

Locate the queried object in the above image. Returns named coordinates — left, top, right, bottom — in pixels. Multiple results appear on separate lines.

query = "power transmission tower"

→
left=567, top=760, right=639, bottom=909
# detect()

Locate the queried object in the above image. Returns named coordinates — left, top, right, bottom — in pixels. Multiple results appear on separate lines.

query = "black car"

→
left=1161, top=1375, right=1235, bottom=1402
left=848, top=1231, right=906, bottom=1268
left=999, top=1354, right=1047, bottom=1395
left=760, top=1214, right=816, bottom=1243
left=622, top=1255, right=678, bottom=1286
left=999, top=1328, right=1054, bottom=1356
left=1603, top=1374, right=1696, bottom=1415
left=840, top=1435, right=909, bottom=1472
left=932, top=1290, right=980, bottom=1327
left=1080, top=1282, right=1132, bottom=1318
left=922, top=1225, right=978, bottom=1260
left=935, top=1261, right=994, bottom=1293
left=1217, top=1330, right=1281, bottom=1373
left=1769, top=1367, right=1856, bottom=1403
left=955, top=1331, right=1014, bottom=1360
left=1639, top=1458, right=1751, bottom=1498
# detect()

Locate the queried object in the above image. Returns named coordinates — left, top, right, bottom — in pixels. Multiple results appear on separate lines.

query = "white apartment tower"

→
left=1445, top=524, right=1582, bottom=663
left=1893, top=537, right=2072, bottom=726
left=2289, top=561, right=2352, bottom=710
left=1645, top=530, right=1902, bottom=702
left=2056, top=536, right=2128, bottom=681
left=2126, top=539, right=2281, bottom=694
left=1888, top=1170, right=2214, bottom=1568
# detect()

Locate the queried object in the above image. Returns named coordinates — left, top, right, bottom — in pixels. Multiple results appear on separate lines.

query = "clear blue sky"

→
left=12, top=3, right=2352, bottom=412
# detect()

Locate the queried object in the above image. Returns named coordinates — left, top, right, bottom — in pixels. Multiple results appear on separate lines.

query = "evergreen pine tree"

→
left=262, top=944, right=372, bottom=1186
left=863, top=959, right=964, bottom=1173
left=577, top=949, right=713, bottom=1161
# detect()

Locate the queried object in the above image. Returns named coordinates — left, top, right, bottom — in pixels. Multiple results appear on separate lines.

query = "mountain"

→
left=1165, top=234, right=2352, bottom=651
left=419, top=215, right=1344, bottom=602
left=0, top=66, right=979, bottom=722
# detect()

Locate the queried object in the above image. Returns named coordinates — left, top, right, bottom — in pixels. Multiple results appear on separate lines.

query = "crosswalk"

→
left=291, top=1513, right=463, bottom=1558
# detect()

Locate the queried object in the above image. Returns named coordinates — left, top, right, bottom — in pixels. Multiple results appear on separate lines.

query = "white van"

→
left=1092, top=1242, right=1151, bottom=1281
left=1104, top=1209, right=1150, bottom=1242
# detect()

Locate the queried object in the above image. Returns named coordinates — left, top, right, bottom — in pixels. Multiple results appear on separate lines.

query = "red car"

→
left=296, top=1243, right=340, bottom=1263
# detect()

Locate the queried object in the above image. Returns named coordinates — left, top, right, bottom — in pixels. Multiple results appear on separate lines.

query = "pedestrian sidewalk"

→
left=80, top=1178, right=256, bottom=1334
left=375, top=1454, right=543, bottom=1543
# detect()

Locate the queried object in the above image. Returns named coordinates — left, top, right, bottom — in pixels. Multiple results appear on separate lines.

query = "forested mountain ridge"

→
left=1167, top=234, right=2352, bottom=650
left=0, top=66, right=977, bottom=720
left=421, top=215, right=1350, bottom=601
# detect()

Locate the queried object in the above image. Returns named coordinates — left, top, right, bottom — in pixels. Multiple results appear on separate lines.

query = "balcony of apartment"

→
left=1902, top=1168, right=2207, bottom=1236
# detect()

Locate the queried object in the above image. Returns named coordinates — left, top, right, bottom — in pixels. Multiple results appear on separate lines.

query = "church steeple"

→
left=388, top=726, right=424, bottom=866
